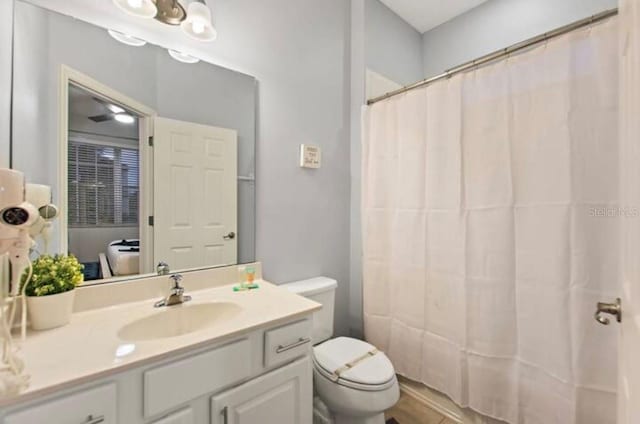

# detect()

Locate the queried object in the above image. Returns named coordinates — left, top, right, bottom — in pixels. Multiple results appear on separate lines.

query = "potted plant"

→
left=22, top=254, right=84, bottom=330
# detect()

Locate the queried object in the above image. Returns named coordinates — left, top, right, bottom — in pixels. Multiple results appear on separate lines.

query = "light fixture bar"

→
left=154, top=0, right=187, bottom=25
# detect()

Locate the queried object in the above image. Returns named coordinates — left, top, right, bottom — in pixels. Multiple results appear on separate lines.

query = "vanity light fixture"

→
left=112, top=0, right=217, bottom=42
left=107, top=29, right=147, bottom=47
left=154, top=0, right=187, bottom=25
left=114, top=113, right=136, bottom=124
left=112, top=0, right=157, bottom=19
left=181, top=0, right=217, bottom=41
left=168, top=49, right=200, bottom=64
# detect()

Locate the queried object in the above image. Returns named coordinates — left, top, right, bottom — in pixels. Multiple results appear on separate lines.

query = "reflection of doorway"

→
left=59, top=67, right=240, bottom=281
left=67, top=85, right=140, bottom=280
left=59, top=66, right=156, bottom=281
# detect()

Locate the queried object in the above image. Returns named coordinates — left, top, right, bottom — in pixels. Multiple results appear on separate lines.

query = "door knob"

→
left=223, top=231, right=236, bottom=240
left=595, top=298, right=621, bottom=325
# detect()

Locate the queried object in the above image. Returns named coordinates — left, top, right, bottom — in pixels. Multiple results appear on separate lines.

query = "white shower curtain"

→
left=362, top=17, right=619, bottom=424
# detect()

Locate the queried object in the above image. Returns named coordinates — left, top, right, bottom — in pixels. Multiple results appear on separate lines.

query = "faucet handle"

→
left=157, top=261, right=170, bottom=275
left=169, top=273, right=183, bottom=288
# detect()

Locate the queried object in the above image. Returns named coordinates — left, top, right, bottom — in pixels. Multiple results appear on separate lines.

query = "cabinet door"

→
left=211, top=357, right=312, bottom=424
left=151, top=408, right=193, bottom=424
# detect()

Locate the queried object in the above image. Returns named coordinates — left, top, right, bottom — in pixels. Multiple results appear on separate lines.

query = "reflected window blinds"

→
left=68, top=139, right=139, bottom=228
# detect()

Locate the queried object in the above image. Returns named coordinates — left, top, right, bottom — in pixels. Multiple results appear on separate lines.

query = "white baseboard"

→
left=399, top=382, right=463, bottom=423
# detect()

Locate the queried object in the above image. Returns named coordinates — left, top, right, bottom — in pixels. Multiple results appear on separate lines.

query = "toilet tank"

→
left=281, top=277, right=337, bottom=344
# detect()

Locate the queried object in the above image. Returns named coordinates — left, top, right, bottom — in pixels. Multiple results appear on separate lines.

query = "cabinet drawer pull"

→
left=276, top=337, right=311, bottom=354
left=84, top=415, right=105, bottom=424
left=221, top=406, right=229, bottom=424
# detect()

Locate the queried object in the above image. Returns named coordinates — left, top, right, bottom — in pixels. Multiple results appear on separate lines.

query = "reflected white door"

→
left=153, top=117, right=237, bottom=270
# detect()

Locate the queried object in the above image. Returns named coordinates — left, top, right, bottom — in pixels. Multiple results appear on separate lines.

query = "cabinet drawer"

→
left=144, top=338, right=251, bottom=418
left=5, top=383, right=116, bottom=424
left=264, top=319, right=312, bottom=368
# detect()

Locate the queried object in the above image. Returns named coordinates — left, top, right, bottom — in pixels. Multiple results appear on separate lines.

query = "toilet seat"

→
left=313, top=337, right=396, bottom=392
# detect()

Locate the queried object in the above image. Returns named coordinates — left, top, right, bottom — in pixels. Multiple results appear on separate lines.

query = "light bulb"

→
left=112, top=0, right=157, bottom=19
left=114, top=113, right=135, bottom=124
left=108, top=104, right=125, bottom=114
left=181, top=2, right=216, bottom=42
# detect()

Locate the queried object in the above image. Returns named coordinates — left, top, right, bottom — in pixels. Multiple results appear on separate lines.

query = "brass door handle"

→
left=595, top=298, right=621, bottom=325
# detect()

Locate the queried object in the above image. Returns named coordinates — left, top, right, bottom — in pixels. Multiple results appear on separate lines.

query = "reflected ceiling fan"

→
left=88, top=97, right=136, bottom=124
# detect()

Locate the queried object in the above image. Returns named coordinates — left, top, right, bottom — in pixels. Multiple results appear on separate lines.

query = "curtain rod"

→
left=367, top=8, right=619, bottom=106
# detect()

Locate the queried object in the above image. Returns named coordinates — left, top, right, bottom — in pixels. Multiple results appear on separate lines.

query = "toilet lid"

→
left=313, top=337, right=395, bottom=387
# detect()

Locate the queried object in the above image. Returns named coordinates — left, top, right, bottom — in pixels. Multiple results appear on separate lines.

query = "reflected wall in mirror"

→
left=11, top=1, right=257, bottom=285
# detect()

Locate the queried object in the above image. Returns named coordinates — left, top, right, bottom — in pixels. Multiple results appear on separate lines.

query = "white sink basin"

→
left=117, top=302, right=242, bottom=342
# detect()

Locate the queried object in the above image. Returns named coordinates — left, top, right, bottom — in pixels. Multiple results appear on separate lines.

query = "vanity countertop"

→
left=0, top=281, right=320, bottom=407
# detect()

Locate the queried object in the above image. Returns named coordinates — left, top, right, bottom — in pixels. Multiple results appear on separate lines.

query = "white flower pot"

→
left=26, top=289, right=76, bottom=331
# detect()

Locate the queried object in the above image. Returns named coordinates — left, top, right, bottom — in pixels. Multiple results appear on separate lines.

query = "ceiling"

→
left=68, top=85, right=139, bottom=141
left=379, top=0, right=489, bottom=33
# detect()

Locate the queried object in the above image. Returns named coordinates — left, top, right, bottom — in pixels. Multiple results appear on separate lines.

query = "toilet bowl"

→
left=313, top=337, right=399, bottom=424
left=282, top=278, right=399, bottom=424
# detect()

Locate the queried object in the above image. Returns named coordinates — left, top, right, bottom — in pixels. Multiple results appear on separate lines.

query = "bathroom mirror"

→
left=10, top=1, right=257, bottom=285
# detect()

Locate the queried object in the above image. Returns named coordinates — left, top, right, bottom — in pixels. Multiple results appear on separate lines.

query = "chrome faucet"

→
left=154, top=274, right=192, bottom=308
left=157, top=261, right=171, bottom=276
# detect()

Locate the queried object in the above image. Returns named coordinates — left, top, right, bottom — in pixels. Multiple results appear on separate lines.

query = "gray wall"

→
left=12, top=2, right=256, bottom=264
left=365, top=0, right=423, bottom=85
left=241, top=1, right=352, bottom=336
left=350, top=0, right=366, bottom=338
left=0, top=0, right=12, bottom=167
left=422, top=0, right=618, bottom=78
left=177, top=0, right=353, bottom=336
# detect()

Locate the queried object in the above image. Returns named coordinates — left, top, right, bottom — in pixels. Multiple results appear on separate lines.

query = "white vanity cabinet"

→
left=0, top=317, right=314, bottom=424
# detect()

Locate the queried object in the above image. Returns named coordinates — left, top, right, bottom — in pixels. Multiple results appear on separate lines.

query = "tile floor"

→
left=385, top=391, right=458, bottom=424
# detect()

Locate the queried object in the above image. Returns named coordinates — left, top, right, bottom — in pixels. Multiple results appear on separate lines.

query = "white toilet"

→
left=282, top=277, right=399, bottom=424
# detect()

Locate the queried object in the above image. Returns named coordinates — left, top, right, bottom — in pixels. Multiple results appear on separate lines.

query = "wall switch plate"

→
left=300, top=144, right=321, bottom=169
